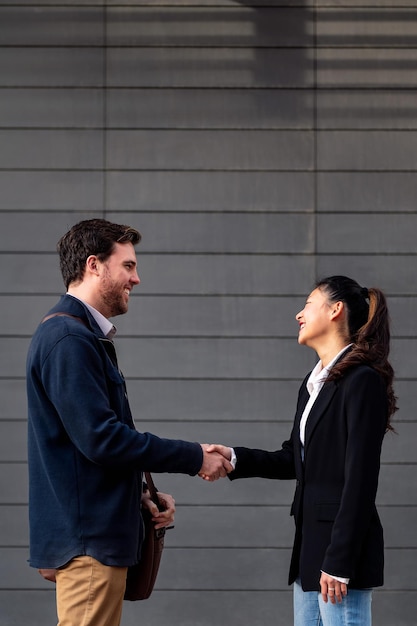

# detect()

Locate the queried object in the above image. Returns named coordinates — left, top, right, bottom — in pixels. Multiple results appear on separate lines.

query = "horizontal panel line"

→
left=2, top=125, right=417, bottom=132
left=159, top=546, right=417, bottom=552
left=0, top=334, right=297, bottom=340
left=0, top=169, right=314, bottom=173
left=2, top=294, right=417, bottom=300
left=0, top=461, right=412, bottom=466
left=1, top=251, right=417, bottom=257
left=381, top=462, right=417, bottom=466
left=1, top=4, right=416, bottom=12
left=0, top=210, right=314, bottom=216
left=2, top=292, right=417, bottom=298
left=0, top=127, right=316, bottom=132
left=154, top=502, right=417, bottom=509
left=5, top=127, right=417, bottom=132
left=0, top=86, right=416, bottom=92
left=0, top=540, right=296, bottom=551
left=2, top=43, right=417, bottom=50
left=0, top=44, right=312, bottom=50
left=378, top=503, right=417, bottom=508
left=0, top=418, right=292, bottom=424
left=163, top=546, right=417, bottom=552
left=0, top=251, right=317, bottom=256
left=1, top=376, right=417, bottom=383
left=0, top=460, right=26, bottom=465
left=0, top=587, right=290, bottom=593
left=0, top=293, right=307, bottom=298
left=0, top=86, right=312, bottom=91
left=166, top=546, right=289, bottom=551
left=113, top=379, right=417, bottom=387
left=1, top=502, right=415, bottom=509
left=0, top=458, right=417, bottom=464
left=1, top=168, right=417, bottom=174
left=2, top=85, right=417, bottom=92
left=35, top=334, right=417, bottom=339
left=0, top=129, right=315, bottom=133
left=3, top=334, right=414, bottom=340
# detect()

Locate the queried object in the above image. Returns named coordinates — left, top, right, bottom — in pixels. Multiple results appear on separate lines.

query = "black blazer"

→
left=230, top=363, right=388, bottom=591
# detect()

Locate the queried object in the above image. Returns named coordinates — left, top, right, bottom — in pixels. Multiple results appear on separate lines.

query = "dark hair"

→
left=316, top=275, right=397, bottom=430
left=57, top=218, right=141, bottom=289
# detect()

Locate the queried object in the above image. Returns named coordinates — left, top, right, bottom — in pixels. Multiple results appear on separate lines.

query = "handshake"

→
left=198, top=444, right=233, bottom=481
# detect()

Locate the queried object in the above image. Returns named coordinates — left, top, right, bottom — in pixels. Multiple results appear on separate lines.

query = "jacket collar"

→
left=48, top=294, right=105, bottom=338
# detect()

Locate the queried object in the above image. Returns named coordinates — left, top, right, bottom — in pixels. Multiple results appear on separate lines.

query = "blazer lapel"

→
left=303, top=347, right=352, bottom=453
left=292, top=380, right=310, bottom=470
left=294, top=382, right=310, bottom=433
left=304, top=380, right=338, bottom=453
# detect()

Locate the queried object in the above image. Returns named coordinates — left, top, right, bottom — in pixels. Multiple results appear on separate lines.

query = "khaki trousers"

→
left=55, top=556, right=128, bottom=626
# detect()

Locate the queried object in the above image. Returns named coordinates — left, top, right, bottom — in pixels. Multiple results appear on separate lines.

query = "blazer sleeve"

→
left=230, top=431, right=297, bottom=481
left=229, top=375, right=310, bottom=481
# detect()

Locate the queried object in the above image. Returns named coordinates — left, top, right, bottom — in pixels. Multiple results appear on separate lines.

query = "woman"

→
left=208, top=276, right=396, bottom=626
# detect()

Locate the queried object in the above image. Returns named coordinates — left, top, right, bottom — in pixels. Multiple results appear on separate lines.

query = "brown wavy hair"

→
left=57, top=219, right=141, bottom=289
left=316, top=275, right=397, bottom=431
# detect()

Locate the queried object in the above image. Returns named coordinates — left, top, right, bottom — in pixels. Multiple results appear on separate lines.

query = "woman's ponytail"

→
left=317, top=276, right=397, bottom=430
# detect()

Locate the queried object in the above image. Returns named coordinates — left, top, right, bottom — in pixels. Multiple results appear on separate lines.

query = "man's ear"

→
left=86, top=255, right=100, bottom=275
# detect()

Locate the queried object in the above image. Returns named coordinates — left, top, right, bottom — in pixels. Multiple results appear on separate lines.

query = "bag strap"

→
left=41, top=312, right=88, bottom=327
left=144, top=471, right=163, bottom=510
left=42, top=311, right=124, bottom=378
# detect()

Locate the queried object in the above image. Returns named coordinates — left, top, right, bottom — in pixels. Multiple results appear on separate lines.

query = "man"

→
left=27, top=219, right=231, bottom=626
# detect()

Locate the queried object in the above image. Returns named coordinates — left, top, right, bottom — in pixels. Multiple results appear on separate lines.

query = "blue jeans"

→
left=294, top=579, right=372, bottom=626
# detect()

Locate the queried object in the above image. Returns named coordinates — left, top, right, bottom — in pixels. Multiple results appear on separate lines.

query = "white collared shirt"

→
left=299, top=344, right=352, bottom=447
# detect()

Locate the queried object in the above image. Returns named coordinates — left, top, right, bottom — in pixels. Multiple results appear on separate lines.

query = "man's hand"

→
left=38, top=568, right=57, bottom=583
left=198, top=443, right=233, bottom=481
left=141, top=490, right=175, bottom=530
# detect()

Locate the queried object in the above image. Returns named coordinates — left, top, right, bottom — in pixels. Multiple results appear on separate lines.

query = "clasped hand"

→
left=198, top=443, right=233, bottom=481
left=141, top=490, right=176, bottom=530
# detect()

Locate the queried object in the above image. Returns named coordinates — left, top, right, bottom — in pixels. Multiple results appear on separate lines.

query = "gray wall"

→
left=0, top=2, right=416, bottom=625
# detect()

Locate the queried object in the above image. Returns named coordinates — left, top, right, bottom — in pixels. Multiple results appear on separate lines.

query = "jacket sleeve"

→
left=230, top=431, right=297, bottom=481
left=40, top=330, right=203, bottom=476
left=229, top=377, right=310, bottom=481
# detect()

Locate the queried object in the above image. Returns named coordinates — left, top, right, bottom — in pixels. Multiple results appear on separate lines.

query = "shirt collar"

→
left=67, top=294, right=116, bottom=339
left=306, top=344, right=352, bottom=395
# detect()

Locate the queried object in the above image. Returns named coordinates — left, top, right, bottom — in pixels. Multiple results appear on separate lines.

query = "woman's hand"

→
left=320, top=572, right=348, bottom=604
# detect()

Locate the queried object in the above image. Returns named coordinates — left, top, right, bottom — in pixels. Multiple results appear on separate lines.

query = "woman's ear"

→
left=330, top=300, right=344, bottom=321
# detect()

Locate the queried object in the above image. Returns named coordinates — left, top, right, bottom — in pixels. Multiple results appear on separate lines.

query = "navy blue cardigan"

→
left=27, top=295, right=202, bottom=569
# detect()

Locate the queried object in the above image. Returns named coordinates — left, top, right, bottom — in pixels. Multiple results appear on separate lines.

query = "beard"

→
left=99, top=272, right=128, bottom=318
